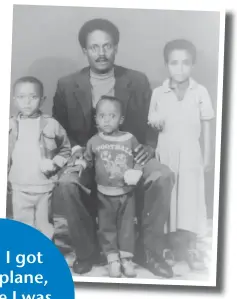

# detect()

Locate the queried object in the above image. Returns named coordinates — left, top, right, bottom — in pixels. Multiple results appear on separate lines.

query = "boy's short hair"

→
left=13, top=76, right=44, bottom=95
left=78, top=18, right=120, bottom=49
left=96, top=95, right=124, bottom=115
left=164, top=39, right=197, bottom=64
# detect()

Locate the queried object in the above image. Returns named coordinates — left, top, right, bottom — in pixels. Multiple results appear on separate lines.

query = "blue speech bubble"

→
left=0, top=218, right=74, bottom=299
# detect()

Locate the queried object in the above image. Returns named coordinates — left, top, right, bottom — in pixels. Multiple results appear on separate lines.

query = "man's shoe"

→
left=93, top=252, right=107, bottom=266
left=64, top=251, right=76, bottom=268
left=163, top=249, right=176, bottom=267
left=72, top=259, right=93, bottom=275
left=144, top=250, right=174, bottom=278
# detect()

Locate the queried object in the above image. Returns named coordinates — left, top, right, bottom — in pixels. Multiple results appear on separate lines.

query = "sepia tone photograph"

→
left=7, top=4, right=225, bottom=286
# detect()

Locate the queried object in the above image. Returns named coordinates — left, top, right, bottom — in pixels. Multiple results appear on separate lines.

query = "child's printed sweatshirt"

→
left=83, top=132, right=140, bottom=196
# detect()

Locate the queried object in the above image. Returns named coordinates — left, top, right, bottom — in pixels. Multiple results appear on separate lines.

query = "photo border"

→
left=1, top=3, right=226, bottom=287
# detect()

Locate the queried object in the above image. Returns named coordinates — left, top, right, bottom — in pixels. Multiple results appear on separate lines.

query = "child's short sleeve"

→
left=198, top=86, right=215, bottom=121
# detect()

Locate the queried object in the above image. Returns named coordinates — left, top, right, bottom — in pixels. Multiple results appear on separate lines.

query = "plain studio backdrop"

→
left=9, top=5, right=220, bottom=217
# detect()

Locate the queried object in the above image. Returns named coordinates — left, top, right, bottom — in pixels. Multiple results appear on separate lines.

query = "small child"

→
left=76, top=95, right=142, bottom=278
left=8, top=76, right=71, bottom=240
left=148, top=39, right=215, bottom=270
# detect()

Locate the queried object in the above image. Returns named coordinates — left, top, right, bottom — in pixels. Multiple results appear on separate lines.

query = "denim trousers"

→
left=54, top=159, right=174, bottom=262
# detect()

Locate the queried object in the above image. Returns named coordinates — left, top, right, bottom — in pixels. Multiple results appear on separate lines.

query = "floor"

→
left=54, top=218, right=213, bottom=281
left=6, top=192, right=214, bottom=281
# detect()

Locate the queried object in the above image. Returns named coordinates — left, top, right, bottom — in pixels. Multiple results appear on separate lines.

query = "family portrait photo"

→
left=6, top=4, right=225, bottom=286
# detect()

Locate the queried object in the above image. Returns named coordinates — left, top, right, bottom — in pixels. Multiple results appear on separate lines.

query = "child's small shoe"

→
left=108, top=260, right=122, bottom=278
left=121, top=258, right=137, bottom=277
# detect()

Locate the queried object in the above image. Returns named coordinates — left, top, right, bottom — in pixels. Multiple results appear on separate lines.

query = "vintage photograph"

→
left=7, top=4, right=225, bottom=285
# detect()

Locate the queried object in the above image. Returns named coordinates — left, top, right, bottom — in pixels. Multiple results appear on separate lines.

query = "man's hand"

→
left=68, top=147, right=84, bottom=166
left=134, top=144, right=155, bottom=166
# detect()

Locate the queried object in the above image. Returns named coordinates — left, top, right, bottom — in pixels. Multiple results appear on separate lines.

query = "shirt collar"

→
left=90, top=68, right=115, bottom=80
left=162, top=77, right=197, bottom=93
left=17, top=111, right=42, bottom=120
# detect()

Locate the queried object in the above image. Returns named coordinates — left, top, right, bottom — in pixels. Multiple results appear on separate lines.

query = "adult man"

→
left=53, top=18, right=174, bottom=278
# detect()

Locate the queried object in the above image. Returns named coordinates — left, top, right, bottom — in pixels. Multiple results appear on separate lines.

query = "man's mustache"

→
left=95, top=57, right=109, bottom=62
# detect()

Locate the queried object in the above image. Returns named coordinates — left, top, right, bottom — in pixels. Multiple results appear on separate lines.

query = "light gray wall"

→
left=10, top=5, right=220, bottom=216
left=10, top=5, right=220, bottom=112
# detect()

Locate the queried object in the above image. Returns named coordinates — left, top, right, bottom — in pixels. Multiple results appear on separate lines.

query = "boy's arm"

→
left=8, top=118, right=14, bottom=174
left=8, top=117, right=18, bottom=175
left=52, top=120, right=72, bottom=169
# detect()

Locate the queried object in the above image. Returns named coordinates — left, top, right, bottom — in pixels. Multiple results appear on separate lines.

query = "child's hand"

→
left=77, top=164, right=84, bottom=177
left=148, top=116, right=165, bottom=131
left=40, top=159, right=56, bottom=174
left=156, top=120, right=165, bottom=131
left=64, top=164, right=84, bottom=177
left=67, top=147, right=84, bottom=166
left=124, top=169, right=143, bottom=186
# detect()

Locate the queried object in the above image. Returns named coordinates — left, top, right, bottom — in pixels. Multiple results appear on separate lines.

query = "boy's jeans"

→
left=97, top=191, right=135, bottom=261
left=54, top=158, right=174, bottom=263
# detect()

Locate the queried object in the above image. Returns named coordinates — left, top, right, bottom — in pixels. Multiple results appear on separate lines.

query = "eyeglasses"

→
left=88, top=43, right=114, bottom=54
left=15, top=95, right=40, bottom=101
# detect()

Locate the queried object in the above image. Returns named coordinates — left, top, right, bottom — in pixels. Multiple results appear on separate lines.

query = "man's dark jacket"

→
left=52, top=65, right=157, bottom=148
